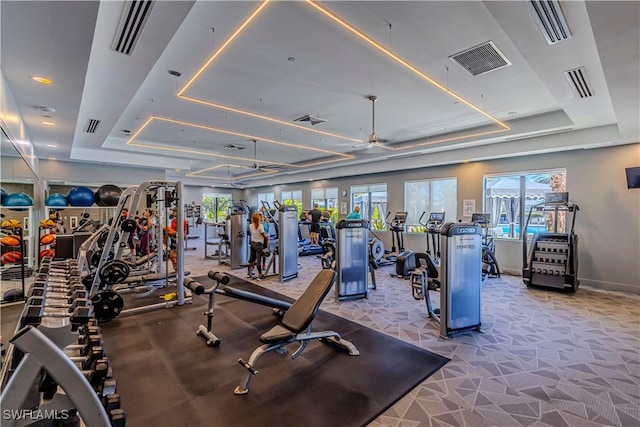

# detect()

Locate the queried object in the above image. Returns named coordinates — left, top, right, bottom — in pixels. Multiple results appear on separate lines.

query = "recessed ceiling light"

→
left=288, top=57, right=295, bottom=62
left=48, top=157, right=57, bottom=160
left=174, top=168, right=180, bottom=172
left=122, top=129, right=131, bottom=134
left=47, top=144, right=57, bottom=148
left=42, top=120, right=55, bottom=126
left=168, top=70, right=182, bottom=77
left=30, top=75, right=53, bottom=85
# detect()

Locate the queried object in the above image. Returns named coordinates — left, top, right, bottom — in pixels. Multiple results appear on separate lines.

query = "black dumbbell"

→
left=109, top=408, right=126, bottom=427
left=20, top=301, right=94, bottom=328
left=28, top=287, right=88, bottom=303
left=102, top=394, right=121, bottom=411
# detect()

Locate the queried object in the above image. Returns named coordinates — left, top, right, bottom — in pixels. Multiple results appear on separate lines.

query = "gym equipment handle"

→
left=238, top=358, right=258, bottom=375
left=183, top=277, right=205, bottom=295
left=208, top=271, right=230, bottom=285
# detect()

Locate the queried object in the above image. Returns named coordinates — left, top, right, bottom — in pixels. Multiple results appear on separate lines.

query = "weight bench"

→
left=234, top=269, right=359, bottom=395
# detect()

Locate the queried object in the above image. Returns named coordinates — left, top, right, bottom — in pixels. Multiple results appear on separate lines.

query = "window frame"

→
left=404, top=178, right=457, bottom=233
left=483, top=169, right=567, bottom=240
left=350, top=183, right=387, bottom=232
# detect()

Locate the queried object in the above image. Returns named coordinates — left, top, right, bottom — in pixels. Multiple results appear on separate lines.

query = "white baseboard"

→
left=499, top=269, right=639, bottom=295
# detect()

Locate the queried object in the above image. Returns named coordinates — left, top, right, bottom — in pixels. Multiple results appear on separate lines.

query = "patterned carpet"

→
left=185, top=239, right=640, bottom=427
left=2, top=237, right=639, bottom=426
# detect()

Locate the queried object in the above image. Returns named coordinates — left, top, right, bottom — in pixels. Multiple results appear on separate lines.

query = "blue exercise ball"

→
left=94, top=184, right=122, bottom=207
left=3, top=192, right=34, bottom=211
left=67, top=186, right=95, bottom=207
left=46, top=193, right=68, bottom=211
left=0, top=188, right=7, bottom=205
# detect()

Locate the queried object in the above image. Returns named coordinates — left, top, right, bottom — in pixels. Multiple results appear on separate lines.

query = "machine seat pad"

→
left=260, top=325, right=295, bottom=344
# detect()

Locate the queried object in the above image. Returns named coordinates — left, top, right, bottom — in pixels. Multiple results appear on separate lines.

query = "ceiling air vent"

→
left=84, top=119, right=101, bottom=133
left=529, top=0, right=571, bottom=45
left=224, top=144, right=246, bottom=150
left=293, top=115, right=328, bottom=126
left=111, top=0, right=155, bottom=55
left=449, top=41, right=511, bottom=76
left=564, top=67, right=594, bottom=98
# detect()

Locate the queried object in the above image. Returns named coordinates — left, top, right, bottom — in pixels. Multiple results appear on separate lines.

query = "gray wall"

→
left=243, top=144, right=640, bottom=293
left=4, top=145, right=638, bottom=292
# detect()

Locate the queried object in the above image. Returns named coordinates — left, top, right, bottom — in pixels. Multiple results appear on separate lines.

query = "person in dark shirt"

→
left=306, top=203, right=322, bottom=246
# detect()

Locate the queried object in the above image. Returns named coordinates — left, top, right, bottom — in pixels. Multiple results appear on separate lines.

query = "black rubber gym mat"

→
left=99, top=275, right=449, bottom=427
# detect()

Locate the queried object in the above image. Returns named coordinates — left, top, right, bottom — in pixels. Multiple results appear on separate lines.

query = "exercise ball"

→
left=46, top=193, right=68, bottom=210
left=3, top=192, right=34, bottom=211
left=67, top=186, right=95, bottom=207
left=94, top=184, right=122, bottom=207
left=0, top=188, right=7, bottom=205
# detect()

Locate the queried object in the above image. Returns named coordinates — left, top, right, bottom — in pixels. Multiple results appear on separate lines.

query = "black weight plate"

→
left=91, top=250, right=114, bottom=268
left=97, top=230, right=120, bottom=250
left=121, top=219, right=137, bottom=233
left=99, top=260, right=130, bottom=285
left=91, top=291, right=124, bottom=323
left=81, top=273, right=96, bottom=289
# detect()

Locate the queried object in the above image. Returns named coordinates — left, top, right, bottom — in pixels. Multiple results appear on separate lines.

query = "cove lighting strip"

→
left=175, top=0, right=511, bottom=150
left=186, top=164, right=278, bottom=180
left=128, top=0, right=511, bottom=172
left=126, top=116, right=354, bottom=169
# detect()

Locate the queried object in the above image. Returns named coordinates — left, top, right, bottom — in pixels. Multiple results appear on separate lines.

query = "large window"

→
left=404, top=178, right=457, bottom=233
left=311, top=188, right=338, bottom=223
left=257, top=192, right=275, bottom=210
left=281, top=189, right=303, bottom=218
left=351, top=184, right=387, bottom=231
left=484, top=170, right=567, bottom=239
left=202, top=193, right=232, bottom=222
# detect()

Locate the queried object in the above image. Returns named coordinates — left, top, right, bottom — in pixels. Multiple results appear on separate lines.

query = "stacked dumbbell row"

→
left=17, top=257, right=126, bottom=427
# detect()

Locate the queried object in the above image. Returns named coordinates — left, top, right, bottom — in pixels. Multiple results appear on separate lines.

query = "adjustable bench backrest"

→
left=281, top=269, right=337, bottom=334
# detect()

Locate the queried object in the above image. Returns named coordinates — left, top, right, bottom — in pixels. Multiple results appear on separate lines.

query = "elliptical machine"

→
left=471, top=213, right=501, bottom=280
left=419, top=212, right=445, bottom=262
left=383, top=212, right=407, bottom=263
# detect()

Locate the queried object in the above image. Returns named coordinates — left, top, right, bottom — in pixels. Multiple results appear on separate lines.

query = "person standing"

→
left=249, top=213, right=269, bottom=279
left=306, top=203, right=322, bottom=246
left=346, top=205, right=361, bottom=220
left=137, top=210, right=151, bottom=257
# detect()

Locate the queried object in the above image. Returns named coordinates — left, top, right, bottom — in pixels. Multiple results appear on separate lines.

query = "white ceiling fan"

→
left=353, top=96, right=393, bottom=151
left=249, top=139, right=280, bottom=172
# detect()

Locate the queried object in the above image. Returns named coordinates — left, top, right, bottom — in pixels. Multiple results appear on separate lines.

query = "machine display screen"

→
left=471, top=213, right=489, bottom=224
left=429, top=213, right=445, bottom=222
left=626, top=166, right=640, bottom=189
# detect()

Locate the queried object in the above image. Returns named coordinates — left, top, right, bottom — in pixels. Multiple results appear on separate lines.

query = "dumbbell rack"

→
left=0, top=257, right=126, bottom=427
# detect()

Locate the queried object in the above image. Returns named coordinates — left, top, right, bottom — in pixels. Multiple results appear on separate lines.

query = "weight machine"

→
left=249, top=203, right=298, bottom=282
left=334, top=219, right=375, bottom=301
left=77, top=181, right=190, bottom=322
left=218, top=202, right=249, bottom=269
left=410, top=223, right=483, bottom=339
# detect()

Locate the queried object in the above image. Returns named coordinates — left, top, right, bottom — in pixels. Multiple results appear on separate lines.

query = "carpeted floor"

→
left=2, top=236, right=639, bottom=426
left=99, top=274, right=449, bottom=427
